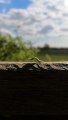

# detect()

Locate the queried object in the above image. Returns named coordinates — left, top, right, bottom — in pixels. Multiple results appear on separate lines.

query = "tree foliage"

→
left=0, top=33, right=39, bottom=61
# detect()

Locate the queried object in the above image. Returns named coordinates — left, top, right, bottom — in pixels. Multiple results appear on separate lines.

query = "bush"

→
left=0, top=33, right=39, bottom=61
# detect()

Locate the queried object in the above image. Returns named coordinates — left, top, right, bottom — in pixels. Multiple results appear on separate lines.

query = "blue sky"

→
left=0, top=0, right=68, bottom=48
left=0, top=0, right=31, bottom=12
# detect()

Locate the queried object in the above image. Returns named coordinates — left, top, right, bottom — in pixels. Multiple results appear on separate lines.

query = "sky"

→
left=0, top=0, right=68, bottom=48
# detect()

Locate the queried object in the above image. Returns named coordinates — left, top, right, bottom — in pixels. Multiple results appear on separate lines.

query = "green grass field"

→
left=36, top=48, right=68, bottom=62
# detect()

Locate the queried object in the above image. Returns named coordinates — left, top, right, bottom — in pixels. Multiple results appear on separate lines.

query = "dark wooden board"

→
left=0, top=62, right=68, bottom=118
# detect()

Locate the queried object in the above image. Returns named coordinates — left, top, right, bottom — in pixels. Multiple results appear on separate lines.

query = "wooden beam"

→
left=0, top=62, right=68, bottom=117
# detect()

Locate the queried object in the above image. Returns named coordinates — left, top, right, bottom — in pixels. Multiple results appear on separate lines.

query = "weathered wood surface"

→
left=0, top=62, right=68, bottom=117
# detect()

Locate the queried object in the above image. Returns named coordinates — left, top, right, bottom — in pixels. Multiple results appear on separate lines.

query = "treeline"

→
left=0, top=33, right=39, bottom=61
left=38, top=44, right=68, bottom=50
left=38, top=44, right=68, bottom=55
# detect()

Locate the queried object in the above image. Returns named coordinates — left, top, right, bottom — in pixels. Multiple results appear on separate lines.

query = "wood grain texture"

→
left=0, top=62, right=68, bottom=117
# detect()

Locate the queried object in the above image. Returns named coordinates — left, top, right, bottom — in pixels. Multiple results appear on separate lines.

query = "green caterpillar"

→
left=28, top=57, right=44, bottom=64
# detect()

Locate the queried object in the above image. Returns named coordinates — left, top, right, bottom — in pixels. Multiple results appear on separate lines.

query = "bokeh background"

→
left=0, top=0, right=68, bottom=61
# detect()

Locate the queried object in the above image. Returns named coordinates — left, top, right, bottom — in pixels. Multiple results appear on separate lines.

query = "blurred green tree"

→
left=0, top=33, right=39, bottom=61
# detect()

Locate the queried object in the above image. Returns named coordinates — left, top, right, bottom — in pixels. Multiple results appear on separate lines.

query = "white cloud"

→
left=0, top=0, right=10, bottom=3
left=0, top=0, right=68, bottom=47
